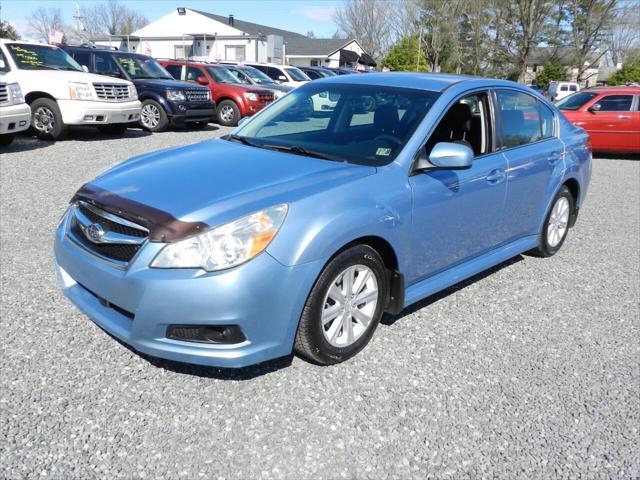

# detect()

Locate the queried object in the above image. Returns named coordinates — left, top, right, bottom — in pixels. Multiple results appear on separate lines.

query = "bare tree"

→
left=606, top=1, right=640, bottom=65
left=81, top=0, right=148, bottom=37
left=27, top=7, right=65, bottom=43
left=563, top=0, right=616, bottom=82
left=332, top=0, right=395, bottom=60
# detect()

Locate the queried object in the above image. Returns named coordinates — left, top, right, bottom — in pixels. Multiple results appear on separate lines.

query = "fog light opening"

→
left=83, top=115, right=94, bottom=121
left=166, top=325, right=246, bottom=344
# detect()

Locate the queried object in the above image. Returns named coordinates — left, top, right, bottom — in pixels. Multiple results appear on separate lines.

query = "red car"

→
left=160, top=60, right=275, bottom=126
left=557, top=87, right=640, bottom=154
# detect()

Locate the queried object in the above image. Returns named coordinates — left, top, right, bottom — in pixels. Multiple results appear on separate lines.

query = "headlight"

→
left=8, top=83, right=24, bottom=104
left=151, top=205, right=288, bottom=271
left=129, top=84, right=138, bottom=99
left=68, top=82, right=93, bottom=100
left=244, top=92, right=258, bottom=101
left=166, top=89, right=186, bottom=101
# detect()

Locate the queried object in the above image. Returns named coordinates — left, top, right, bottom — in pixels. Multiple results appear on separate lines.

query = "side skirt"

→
left=403, top=235, right=539, bottom=308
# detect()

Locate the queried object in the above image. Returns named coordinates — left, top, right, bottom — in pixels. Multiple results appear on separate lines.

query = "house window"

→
left=174, top=45, right=192, bottom=59
left=310, top=59, right=319, bottom=66
left=225, top=45, right=246, bottom=61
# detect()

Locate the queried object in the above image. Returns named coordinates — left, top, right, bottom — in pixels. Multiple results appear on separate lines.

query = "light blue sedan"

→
left=54, top=73, right=592, bottom=368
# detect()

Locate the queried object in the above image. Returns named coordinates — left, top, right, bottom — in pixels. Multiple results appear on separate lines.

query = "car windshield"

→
left=6, top=43, right=82, bottom=71
left=284, top=67, right=310, bottom=82
left=114, top=54, right=173, bottom=80
left=232, top=83, right=439, bottom=166
left=239, top=66, right=275, bottom=84
left=206, top=66, right=240, bottom=84
left=556, top=92, right=598, bottom=110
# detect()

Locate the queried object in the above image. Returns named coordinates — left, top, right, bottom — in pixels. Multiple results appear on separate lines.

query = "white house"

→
left=92, top=8, right=375, bottom=69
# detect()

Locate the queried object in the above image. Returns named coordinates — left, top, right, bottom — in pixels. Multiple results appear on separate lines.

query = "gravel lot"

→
left=1, top=127, right=638, bottom=479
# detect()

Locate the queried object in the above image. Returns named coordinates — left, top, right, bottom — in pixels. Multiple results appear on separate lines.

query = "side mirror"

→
left=587, top=103, right=601, bottom=113
left=278, top=75, right=287, bottom=82
left=197, top=76, right=209, bottom=85
left=415, top=142, right=474, bottom=171
left=237, top=116, right=250, bottom=127
left=0, top=59, right=7, bottom=69
left=81, top=65, right=89, bottom=72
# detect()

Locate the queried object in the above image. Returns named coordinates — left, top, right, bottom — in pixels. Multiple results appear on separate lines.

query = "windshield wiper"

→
left=260, top=144, right=336, bottom=161
left=224, top=134, right=256, bottom=146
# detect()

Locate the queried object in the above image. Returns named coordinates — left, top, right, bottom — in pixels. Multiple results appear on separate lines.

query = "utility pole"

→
left=72, top=2, right=86, bottom=42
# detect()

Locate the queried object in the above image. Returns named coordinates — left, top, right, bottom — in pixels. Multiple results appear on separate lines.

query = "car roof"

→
left=586, top=86, right=640, bottom=94
left=1, top=39, right=56, bottom=47
left=316, top=72, right=521, bottom=93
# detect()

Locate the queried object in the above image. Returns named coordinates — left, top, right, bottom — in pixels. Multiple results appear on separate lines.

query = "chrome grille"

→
left=68, top=201, right=148, bottom=266
left=93, top=83, right=132, bottom=102
left=185, top=88, right=210, bottom=102
left=0, top=84, right=8, bottom=104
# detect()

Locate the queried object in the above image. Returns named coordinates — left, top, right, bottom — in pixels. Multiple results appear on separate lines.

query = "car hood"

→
left=75, top=139, right=376, bottom=241
left=133, top=78, right=204, bottom=90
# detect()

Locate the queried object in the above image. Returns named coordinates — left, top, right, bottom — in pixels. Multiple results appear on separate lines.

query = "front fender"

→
left=139, top=92, right=174, bottom=116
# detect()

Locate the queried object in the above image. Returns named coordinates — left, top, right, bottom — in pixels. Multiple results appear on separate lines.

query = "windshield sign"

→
left=7, top=43, right=82, bottom=71
left=114, top=55, right=173, bottom=80
left=233, top=83, right=439, bottom=166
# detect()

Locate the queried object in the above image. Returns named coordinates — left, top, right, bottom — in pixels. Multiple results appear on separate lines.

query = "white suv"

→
left=244, top=63, right=310, bottom=88
left=0, top=39, right=141, bottom=140
left=548, top=81, right=580, bottom=102
left=0, top=51, right=31, bottom=146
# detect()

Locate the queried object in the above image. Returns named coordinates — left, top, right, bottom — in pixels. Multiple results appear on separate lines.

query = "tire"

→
left=30, top=98, right=67, bottom=140
left=97, top=124, right=128, bottom=135
left=186, top=121, right=209, bottom=130
left=0, top=134, right=15, bottom=147
left=294, top=245, right=388, bottom=365
left=217, top=100, right=240, bottom=127
left=139, top=100, right=168, bottom=132
left=528, top=185, right=574, bottom=257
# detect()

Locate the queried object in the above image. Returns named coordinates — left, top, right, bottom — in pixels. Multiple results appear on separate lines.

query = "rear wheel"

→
left=97, top=124, right=128, bottom=135
left=30, top=98, right=67, bottom=140
left=217, top=100, right=240, bottom=127
left=529, top=185, right=574, bottom=257
left=294, top=245, right=388, bottom=365
left=140, top=100, right=168, bottom=132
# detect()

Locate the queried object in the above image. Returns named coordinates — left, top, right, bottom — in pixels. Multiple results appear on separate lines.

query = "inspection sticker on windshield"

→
left=376, top=147, right=392, bottom=156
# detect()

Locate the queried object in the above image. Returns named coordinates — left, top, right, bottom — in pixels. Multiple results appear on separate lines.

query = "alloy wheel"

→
left=33, top=106, right=55, bottom=133
left=219, top=105, right=235, bottom=123
left=141, top=104, right=160, bottom=129
left=321, top=265, right=378, bottom=348
left=547, top=196, right=570, bottom=247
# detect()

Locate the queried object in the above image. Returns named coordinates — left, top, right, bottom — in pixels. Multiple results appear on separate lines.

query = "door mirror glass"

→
left=237, top=116, right=250, bottom=127
left=196, top=76, right=209, bottom=85
left=81, top=65, right=89, bottom=73
left=278, top=75, right=287, bottom=81
left=587, top=103, right=601, bottom=113
left=427, top=142, right=474, bottom=169
left=0, top=59, right=6, bottom=70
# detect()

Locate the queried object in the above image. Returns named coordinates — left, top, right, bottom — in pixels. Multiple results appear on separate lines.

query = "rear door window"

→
left=597, top=95, right=633, bottom=111
left=496, top=89, right=555, bottom=148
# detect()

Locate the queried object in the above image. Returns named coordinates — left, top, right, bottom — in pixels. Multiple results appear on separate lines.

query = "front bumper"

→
left=170, top=103, right=216, bottom=125
left=54, top=213, right=322, bottom=368
left=0, top=103, right=31, bottom=135
left=59, top=99, right=142, bottom=125
left=244, top=99, right=272, bottom=115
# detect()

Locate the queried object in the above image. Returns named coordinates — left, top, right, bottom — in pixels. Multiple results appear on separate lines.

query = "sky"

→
left=0, top=0, right=345, bottom=39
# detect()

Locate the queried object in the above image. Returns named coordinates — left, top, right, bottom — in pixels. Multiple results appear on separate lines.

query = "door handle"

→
left=618, top=115, right=631, bottom=119
left=486, top=169, right=506, bottom=184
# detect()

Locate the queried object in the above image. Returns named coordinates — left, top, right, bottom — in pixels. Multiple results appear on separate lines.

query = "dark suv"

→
left=63, top=46, right=216, bottom=132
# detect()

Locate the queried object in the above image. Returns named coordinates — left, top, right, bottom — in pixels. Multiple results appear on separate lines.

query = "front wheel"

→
left=139, top=100, right=168, bottom=132
left=294, top=245, right=388, bottom=365
left=30, top=98, right=68, bottom=140
left=217, top=100, right=240, bottom=127
left=528, top=185, right=574, bottom=257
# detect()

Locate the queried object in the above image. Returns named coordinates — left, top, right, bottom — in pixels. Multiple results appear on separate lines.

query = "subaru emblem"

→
left=85, top=223, right=105, bottom=243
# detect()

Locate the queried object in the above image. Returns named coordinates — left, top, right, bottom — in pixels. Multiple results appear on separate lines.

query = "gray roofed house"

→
left=90, top=7, right=373, bottom=69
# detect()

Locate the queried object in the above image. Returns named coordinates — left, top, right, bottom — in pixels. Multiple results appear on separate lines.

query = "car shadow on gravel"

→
left=381, top=255, right=524, bottom=326
left=594, top=153, right=639, bottom=161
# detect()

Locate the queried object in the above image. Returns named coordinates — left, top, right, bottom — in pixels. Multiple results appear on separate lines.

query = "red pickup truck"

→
left=160, top=60, right=275, bottom=126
